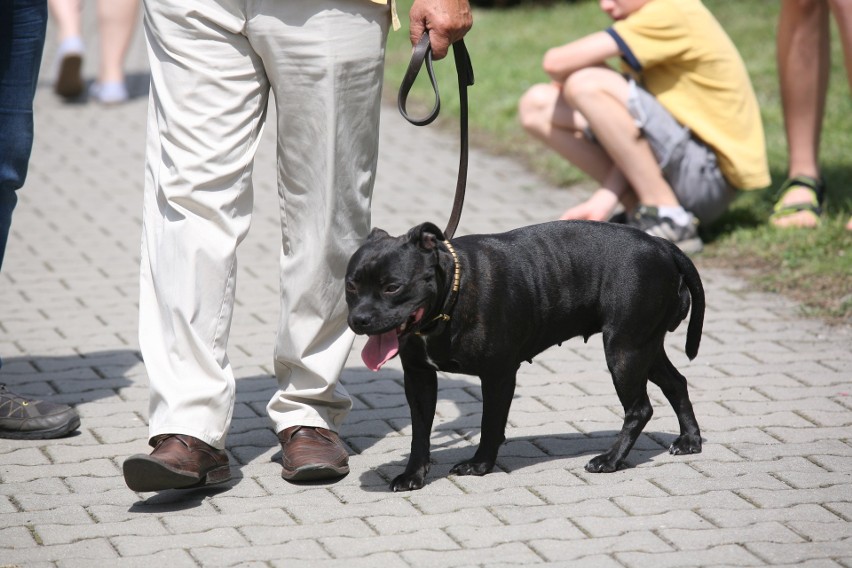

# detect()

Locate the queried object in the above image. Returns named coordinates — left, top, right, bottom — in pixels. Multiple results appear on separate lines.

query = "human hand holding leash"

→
left=409, top=0, right=472, bottom=60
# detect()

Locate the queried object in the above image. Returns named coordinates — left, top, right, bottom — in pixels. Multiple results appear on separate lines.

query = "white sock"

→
left=657, top=205, right=692, bottom=226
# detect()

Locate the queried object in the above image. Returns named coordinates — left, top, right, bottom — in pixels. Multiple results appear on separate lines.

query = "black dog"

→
left=345, top=220, right=704, bottom=491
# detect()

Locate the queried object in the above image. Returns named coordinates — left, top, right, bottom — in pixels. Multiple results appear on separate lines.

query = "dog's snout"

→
left=350, top=312, right=373, bottom=331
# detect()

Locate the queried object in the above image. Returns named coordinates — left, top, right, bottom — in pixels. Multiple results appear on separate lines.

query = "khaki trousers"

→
left=139, top=0, right=389, bottom=448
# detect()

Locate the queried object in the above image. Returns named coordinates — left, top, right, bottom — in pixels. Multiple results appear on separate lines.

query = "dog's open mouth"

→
left=362, top=307, right=426, bottom=371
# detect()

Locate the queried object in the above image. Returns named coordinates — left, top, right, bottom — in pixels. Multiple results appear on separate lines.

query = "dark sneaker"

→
left=278, top=426, right=349, bottom=482
left=607, top=211, right=628, bottom=224
left=630, top=206, right=704, bottom=254
left=123, top=434, right=231, bottom=492
left=0, top=384, right=81, bottom=439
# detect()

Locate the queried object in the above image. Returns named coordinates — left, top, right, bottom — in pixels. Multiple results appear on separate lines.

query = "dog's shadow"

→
left=343, top=368, right=680, bottom=492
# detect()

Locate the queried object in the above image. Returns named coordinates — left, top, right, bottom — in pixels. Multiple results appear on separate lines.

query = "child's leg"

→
left=561, top=67, right=680, bottom=211
left=519, top=81, right=628, bottom=220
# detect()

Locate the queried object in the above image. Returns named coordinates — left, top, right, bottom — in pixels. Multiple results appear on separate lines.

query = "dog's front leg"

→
left=391, top=365, right=438, bottom=491
left=451, top=370, right=517, bottom=476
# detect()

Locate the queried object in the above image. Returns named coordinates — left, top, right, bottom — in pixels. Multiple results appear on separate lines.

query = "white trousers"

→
left=139, top=0, right=389, bottom=448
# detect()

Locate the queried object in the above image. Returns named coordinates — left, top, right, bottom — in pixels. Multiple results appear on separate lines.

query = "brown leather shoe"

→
left=278, top=426, right=349, bottom=481
left=123, top=434, right=230, bottom=492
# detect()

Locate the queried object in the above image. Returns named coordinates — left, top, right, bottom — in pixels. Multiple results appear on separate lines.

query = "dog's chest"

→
left=416, top=332, right=468, bottom=374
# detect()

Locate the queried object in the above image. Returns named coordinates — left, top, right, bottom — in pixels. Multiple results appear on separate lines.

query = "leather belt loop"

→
left=397, top=32, right=475, bottom=240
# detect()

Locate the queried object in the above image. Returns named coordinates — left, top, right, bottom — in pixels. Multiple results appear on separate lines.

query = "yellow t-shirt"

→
left=371, top=0, right=400, bottom=30
left=610, top=0, right=769, bottom=190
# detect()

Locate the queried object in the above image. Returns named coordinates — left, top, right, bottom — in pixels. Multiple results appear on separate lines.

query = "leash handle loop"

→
left=397, top=32, right=475, bottom=239
left=398, top=33, right=441, bottom=126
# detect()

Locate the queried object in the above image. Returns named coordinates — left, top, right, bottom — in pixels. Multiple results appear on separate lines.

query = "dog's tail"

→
left=671, top=248, right=705, bottom=360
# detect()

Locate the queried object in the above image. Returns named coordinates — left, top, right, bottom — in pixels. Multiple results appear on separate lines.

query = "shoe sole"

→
left=123, top=454, right=231, bottom=492
left=55, top=54, right=84, bottom=98
left=281, top=463, right=349, bottom=482
left=0, top=414, right=81, bottom=440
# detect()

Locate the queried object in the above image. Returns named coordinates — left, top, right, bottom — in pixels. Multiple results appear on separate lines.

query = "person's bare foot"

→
left=559, top=189, right=618, bottom=221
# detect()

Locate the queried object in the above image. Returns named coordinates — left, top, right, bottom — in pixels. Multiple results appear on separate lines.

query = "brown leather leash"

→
left=398, top=33, right=474, bottom=240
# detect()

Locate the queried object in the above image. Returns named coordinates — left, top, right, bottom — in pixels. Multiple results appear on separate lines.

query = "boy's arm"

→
left=542, top=31, right=621, bottom=83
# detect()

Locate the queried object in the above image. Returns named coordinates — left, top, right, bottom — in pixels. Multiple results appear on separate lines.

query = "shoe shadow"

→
left=128, top=484, right=233, bottom=512
left=0, top=349, right=139, bottom=408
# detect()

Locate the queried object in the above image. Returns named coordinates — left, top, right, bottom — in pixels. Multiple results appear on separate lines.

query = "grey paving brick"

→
left=191, top=540, right=330, bottom=566
left=0, top=539, right=119, bottom=564
left=0, top=458, right=119, bottom=483
left=737, top=486, right=852, bottom=509
left=574, top=510, right=710, bottom=537
left=271, top=551, right=411, bottom=568
left=367, top=507, right=502, bottom=535
left=658, top=521, right=805, bottom=551
left=615, top=490, right=755, bottom=515
left=111, top=527, right=248, bottom=556
left=245, top=518, right=374, bottom=545
left=616, top=544, right=763, bottom=567
left=408, top=486, right=545, bottom=514
left=57, top=549, right=199, bottom=568
left=0, top=525, right=39, bottom=548
left=401, top=542, right=545, bottom=567
left=451, top=517, right=586, bottom=548
left=699, top=503, right=845, bottom=528
left=36, top=517, right=169, bottom=546
left=652, top=472, right=792, bottom=495
left=746, top=540, right=852, bottom=565
left=323, top=528, right=461, bottom=558
left=531, top=530, right=672, bottom=562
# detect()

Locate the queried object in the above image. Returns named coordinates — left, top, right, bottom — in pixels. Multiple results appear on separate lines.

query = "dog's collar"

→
left=416, top=239, right=460, bottom=337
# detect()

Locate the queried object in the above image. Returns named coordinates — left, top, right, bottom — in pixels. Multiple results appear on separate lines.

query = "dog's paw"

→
left=390, top=471, right=427, bottom=492
left=584, top=453, right=621, bottom=473
left=450, top=459, right=494, bottom=477
left=669, top=434, right=702, bottom=455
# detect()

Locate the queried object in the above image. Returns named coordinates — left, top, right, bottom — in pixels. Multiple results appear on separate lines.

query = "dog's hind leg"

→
left=451, top=369, right=517, bottom=477
left=586, top=342, right=655, bottom=473
left=648, top=351, right=702, bottom=455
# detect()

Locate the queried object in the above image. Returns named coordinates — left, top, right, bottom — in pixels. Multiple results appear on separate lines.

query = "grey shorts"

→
left=588, top=80, right=736, bottom=224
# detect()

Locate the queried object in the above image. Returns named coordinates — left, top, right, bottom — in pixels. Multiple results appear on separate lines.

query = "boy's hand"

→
left=409, top=0, right=473, bottom=60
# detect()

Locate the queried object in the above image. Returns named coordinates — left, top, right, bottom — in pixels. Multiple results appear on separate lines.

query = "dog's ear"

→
left=367, top=227, right=390, bottom=241
left=407, top=222, right=444, bottom=251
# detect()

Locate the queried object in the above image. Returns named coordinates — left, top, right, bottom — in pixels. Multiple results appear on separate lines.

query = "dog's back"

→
left=450, top=220, right=704, bottom=365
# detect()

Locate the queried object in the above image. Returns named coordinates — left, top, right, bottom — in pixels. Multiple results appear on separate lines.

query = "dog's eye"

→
left=384, top=284, right=401, bottom=294
left=345, top=281, right=357, bottom=294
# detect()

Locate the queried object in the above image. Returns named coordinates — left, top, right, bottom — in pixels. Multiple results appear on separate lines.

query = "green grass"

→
left=385, top=0, right=852, bottom=323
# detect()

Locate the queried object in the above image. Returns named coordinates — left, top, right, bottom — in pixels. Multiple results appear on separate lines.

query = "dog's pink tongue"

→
left=362, top=330, right=399, bottom=371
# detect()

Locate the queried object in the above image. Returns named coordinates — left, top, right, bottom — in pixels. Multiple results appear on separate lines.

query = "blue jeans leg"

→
left=0, top=0, right=48, bottom=273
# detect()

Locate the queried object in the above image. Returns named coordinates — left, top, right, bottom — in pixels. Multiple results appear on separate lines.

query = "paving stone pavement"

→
left=1, top=8, right=851, bottom=568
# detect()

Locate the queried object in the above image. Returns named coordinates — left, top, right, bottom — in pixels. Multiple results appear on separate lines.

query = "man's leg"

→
left=138, top=0, right=269, bottom=450
left=250, top=0, right=389, bottom=479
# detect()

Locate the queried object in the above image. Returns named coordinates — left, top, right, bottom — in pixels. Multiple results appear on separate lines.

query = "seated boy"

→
left=518, top=0, right=769, bottom=253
